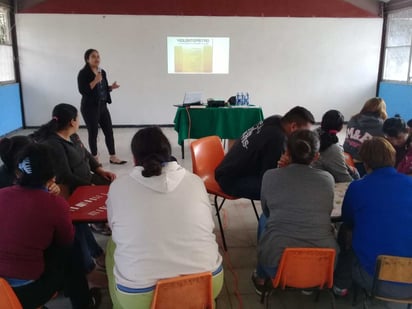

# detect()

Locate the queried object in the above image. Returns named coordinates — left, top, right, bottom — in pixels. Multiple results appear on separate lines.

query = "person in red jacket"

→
left=0, top=143, right=74, bottom=308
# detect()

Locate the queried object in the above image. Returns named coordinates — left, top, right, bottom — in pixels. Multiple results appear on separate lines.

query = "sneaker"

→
left=333, top=285, right=348, bottom=297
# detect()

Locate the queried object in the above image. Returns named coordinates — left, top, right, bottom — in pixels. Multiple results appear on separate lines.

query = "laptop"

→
left=174, top=92, right=204, bottom=107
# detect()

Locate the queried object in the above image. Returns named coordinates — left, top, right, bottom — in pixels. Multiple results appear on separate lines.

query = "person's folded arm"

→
left=51, top=142, right=91, bottom=188
left=260, top=138, right=285, bottom=178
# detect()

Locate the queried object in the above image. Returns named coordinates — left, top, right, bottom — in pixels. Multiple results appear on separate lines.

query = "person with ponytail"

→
left=32, top=103, right=116, bottom=193
left=32, top=103, right=114, bottom=294
left=252, top=130, right=338, bottom=294
left=77, top=48, right=126, bottom=165
left=0, top=143, right=74, bottom=308
left=106, top=127, right=223, bottom=308
left=312, top=110, right=359, bottom=182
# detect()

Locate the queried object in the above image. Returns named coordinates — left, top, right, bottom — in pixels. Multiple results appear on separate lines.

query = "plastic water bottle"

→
left=236, top=92, right=241, bottom=106
left=246, top=92, right=250, bottom=105
left=241, top=92, right=245, bottom=106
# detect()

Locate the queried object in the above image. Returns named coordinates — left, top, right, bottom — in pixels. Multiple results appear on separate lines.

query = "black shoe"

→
left=251, top=271, right=271, bottom=296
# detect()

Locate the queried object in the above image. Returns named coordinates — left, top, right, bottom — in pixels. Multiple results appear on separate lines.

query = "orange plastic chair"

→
left=190, top=136, right=259, bottom=251
left=150, top=272, right=213, bottom=309
left=0, top=278, right=22, bottom=309
left=343, top=152, right=356, bottom=169
left=263, top=248, right=336, bottom=308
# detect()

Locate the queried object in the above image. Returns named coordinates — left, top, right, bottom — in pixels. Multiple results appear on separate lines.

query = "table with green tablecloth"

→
left=173, top=106, right=264, bottom=158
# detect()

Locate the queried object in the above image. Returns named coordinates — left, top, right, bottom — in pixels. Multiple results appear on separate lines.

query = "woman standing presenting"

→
left=77, top=49, right=126, bottom=164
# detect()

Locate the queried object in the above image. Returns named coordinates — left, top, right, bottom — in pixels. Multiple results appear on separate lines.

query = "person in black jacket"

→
left=215, top=106, right=315, bottom=200
left=77, top=48, right=126, bottom=165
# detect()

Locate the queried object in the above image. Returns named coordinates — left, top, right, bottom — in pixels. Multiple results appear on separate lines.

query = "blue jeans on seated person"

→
left=256, top=213, right=278, bottom=279
left=75, top=223, right=104, bottom=273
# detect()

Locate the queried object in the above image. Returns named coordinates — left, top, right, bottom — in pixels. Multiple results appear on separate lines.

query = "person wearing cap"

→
left=383, top=115, right=412, bottom=175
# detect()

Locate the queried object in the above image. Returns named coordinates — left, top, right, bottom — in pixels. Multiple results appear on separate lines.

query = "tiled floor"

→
left=6, top=128, right=405, bottom=309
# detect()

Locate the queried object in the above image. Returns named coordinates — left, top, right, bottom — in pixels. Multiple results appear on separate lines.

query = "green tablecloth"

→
left=173, top=106, right=264, bottom=146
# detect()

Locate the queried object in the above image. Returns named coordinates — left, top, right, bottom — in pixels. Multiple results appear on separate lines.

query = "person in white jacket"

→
left=106, top=127, right=223, bottom=309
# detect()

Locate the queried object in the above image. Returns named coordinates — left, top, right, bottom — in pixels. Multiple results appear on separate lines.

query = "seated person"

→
left=312, top=110, right=359, bottom=182
left=252, top=130, right=338, bottom=293
left=0, top=144, right=74, bottom=308
left=0, top=136, right=32, bottom=188
left=31, top=103, right=116, bottom=194
left=383, top=116, right=412, bottom=175
left=343, top=97, right=387, bottom=176
left=215, top=106, right=315, bottom=200
left=333, top=137, right=412, bottom=297
left=106, top=127, right=223, bottom=309
left=32, top=104, right=114, bottom=289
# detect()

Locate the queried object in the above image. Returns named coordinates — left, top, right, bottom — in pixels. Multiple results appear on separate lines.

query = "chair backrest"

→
left=343, top=152, right=355, bottom=168
left=374, top=255, right=412, bottom=284
left=190, top=136, right=224, bottom=183
left=272, top=248, right=336, bottom=290
left=150, top=272, right=213, bottom=309
left=0, top=278, right=22, bottom=309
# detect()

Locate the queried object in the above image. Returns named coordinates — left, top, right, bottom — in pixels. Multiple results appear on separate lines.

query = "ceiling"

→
left=14, top=0, right=383, bottom=17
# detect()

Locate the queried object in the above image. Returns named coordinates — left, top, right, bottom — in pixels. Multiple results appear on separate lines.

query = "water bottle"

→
left=246, top=92, right=250, bottom=105
left=241, top=92, right=245, bottom=106
left=236, top=92, right=241, bottom=106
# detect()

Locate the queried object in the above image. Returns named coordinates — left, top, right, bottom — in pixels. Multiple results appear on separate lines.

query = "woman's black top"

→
left=77, top=65, right=112, bottom=107
left=44, top=133, right=101, bottom=193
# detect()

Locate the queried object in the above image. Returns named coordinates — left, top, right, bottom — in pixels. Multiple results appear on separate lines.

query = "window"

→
left=0, top=6, right=15, bottom=83
left=383, top=8, right=412, bottom=83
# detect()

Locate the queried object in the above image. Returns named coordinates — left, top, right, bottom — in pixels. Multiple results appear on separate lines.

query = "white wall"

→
left=16, top=14, right=383, bottom=125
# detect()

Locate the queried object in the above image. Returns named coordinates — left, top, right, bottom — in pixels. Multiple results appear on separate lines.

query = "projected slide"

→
left=167, top=37, right=230, bottom=74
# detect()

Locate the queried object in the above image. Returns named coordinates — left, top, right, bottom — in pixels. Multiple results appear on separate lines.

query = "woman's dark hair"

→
left=319, top=110, right=344, bottom=152
left=383, top=115, right=408, bottom=137
left=131, top=127, right=172, bottom=178
left=84, top=48, right=98, bottom=65
left=31, top=103, right=78, bottom=142
left=287, top=130, right=320, bottom=165
left=16, top=143, right=55, bottom=187
left=0, top=136, right=32, bottom=171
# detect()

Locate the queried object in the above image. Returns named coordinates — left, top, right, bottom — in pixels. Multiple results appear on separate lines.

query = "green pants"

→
left=106, top=238, right=224, bottom=309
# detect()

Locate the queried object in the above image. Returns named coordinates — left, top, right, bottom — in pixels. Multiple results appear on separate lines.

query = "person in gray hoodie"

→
left=343, top=97, right=387, bottom=176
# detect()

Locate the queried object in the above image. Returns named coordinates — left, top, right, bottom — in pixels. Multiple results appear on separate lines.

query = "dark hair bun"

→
left=287, top=130, right=320, bottom=165
left=141, top=155, right=163, bottom=178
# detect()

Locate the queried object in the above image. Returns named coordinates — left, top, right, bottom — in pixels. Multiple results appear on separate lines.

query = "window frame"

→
left=0, top=5, right=16, bottom=84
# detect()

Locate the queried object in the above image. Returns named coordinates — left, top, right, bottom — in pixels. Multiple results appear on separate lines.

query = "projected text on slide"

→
left=167, top=37, right=230, bottom=74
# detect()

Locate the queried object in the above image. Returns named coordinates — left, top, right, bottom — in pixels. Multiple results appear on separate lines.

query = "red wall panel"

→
left=19, top=0, right=378, bottom=18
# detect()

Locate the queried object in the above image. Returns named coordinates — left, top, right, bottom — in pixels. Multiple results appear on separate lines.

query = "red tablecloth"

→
left=68, top=185, right=109, bottom=223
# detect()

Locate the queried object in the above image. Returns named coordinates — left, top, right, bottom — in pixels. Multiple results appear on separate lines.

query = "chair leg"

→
left=315, top=290, right=321, bottom=302
left=250, top=200, right=259, bottom=221
left=328, top=290, right=336, bottom=309
left=214, top=195, right=228, bottom=251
